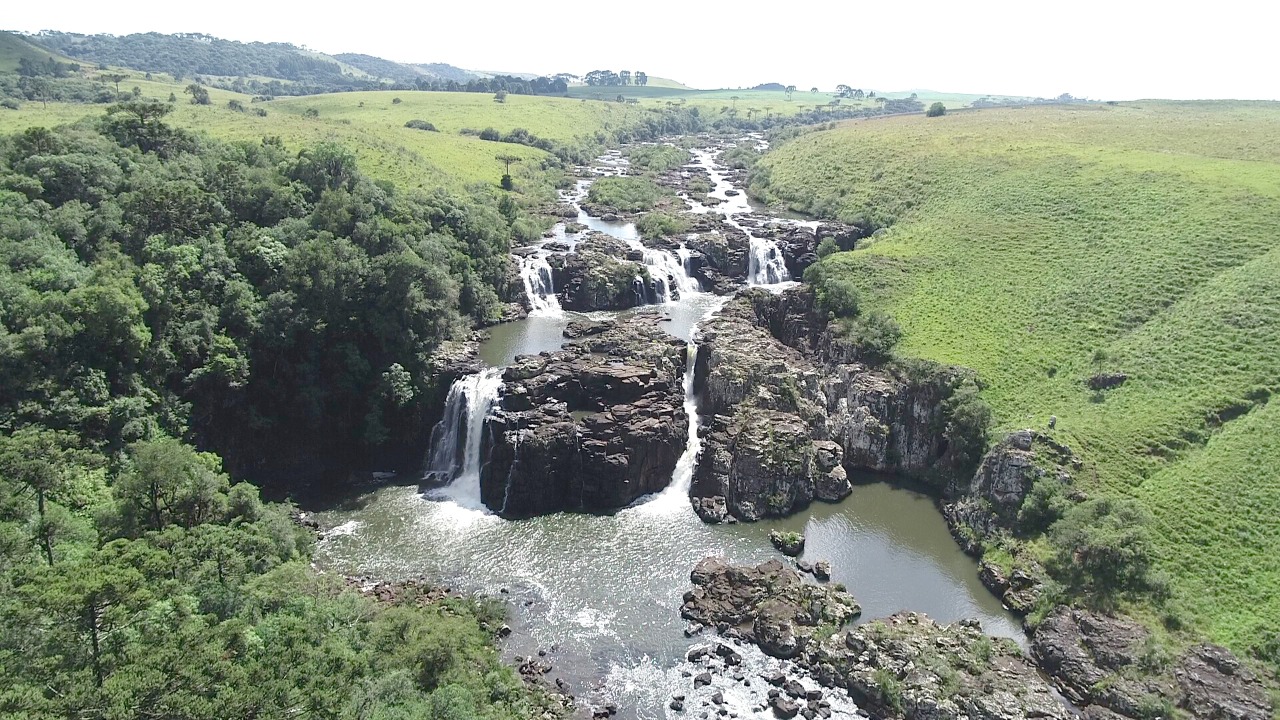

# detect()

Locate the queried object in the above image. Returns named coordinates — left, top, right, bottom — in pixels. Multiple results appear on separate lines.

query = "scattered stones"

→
left=770, top=695, right=800, bottom=719
left=694, top=672, right=713, bottom=689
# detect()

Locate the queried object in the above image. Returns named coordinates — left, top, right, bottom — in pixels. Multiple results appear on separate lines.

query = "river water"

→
left=312, top=141, right=1019, bottom=719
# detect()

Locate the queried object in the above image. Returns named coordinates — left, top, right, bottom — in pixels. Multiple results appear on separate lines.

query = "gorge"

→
left=314, top=138, right=1033, bottom=719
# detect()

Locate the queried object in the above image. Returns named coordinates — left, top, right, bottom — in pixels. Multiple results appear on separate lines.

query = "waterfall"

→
left=424, top=368, right=503, bottom=509
left=637, top=340, right=701, bottom=509
left=747, top=236, right=791, bottom=286
left=519, top=255, right=562, bottom=317
left=625, top=231, right=701, bottom=304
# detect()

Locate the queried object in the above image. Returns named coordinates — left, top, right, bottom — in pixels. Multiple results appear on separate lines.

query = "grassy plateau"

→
left=757, top=101, right=1280, bottom=657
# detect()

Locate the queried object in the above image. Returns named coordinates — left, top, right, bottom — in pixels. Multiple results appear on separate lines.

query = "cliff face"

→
left=478, top=316, right=688, bottom=518
left=691, top=288, right=975, bottom=523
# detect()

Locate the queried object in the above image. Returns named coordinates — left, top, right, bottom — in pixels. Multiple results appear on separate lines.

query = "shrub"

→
left=625, top=145, right=689, bottom=173
left=586, top=176, right=666, bottom=212
left=926, top=102, right=947, bottom=117
left=943, top=382, right=992, bottom=472
left=872, top=668, right=904, bottom=713
left=0, top=98, right=19, bottom=110
left=1047, top=497, right=1162, bottom=605
left=253, top=108, right=268, bottom=117
left=1018, top=476, right=1072, bottom=534
left=405, top=119, right=438, bottom=131
left=303, top=108, right=319, bottom=118
left=500, top=174, right=514, bottom=191
left=849, top=310, right=902, bottom=360
left=392, top=97, right=402, bottom=104
left=227, top=99, right=244, bottom=112
left=815, top=276, right=861, bottom=318
left=635, top=211, right=690, bottom=238
left=816, top=237, right=840, bottom=258
left=479, top=127, right=501, bottom=141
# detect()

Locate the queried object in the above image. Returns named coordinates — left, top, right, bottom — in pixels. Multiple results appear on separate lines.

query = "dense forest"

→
left=0, top=101, right=564, bottom=718
left=0, top=100, right=527, bottom=483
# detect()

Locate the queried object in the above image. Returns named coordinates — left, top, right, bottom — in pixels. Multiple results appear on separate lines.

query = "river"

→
left=311, top=139, right=1019, bottom=719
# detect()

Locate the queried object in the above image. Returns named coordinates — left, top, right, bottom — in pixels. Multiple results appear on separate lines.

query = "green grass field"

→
left=0, top=71, right=653, bottom=189
left=757, top=101, right=1280, bottom=656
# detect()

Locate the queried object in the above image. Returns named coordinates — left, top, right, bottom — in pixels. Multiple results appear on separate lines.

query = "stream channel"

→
left=312, top=141, right=1020, bottom=719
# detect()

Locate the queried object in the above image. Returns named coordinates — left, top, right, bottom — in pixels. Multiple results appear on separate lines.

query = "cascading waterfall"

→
left=747, top=236, right=791, bottom=286
left=642, top=247, right=701, bottom=303
left=519, top=254, right=562, bottom=317
left=424, top=367, right=504, bottom=509
left=642, top=343, right=702, bottom=511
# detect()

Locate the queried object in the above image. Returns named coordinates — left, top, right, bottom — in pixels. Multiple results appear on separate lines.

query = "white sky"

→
left=6, top=0, right=1278, bottom=100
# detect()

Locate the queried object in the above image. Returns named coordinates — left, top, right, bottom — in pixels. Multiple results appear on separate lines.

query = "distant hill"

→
left=32, top=31, right=354, bottom=85
left=0, top=30, right=79, bottom=73
left=333, top=54, right=481, bottom=84
left=27, top=31, right=504, bottom=93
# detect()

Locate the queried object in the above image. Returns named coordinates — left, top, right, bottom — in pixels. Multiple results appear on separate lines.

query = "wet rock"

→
left=795, top=559, right=814, bottom=574
left=481, top=317, right=688, bottom=517
left=550, top=232, right=657, bottom=311
left=812, top=561, right=831, bottom=582
left=770, top=696, right=800, bottom=719
left=769, top=531, right=805, bottom=557
left=944, top=429, right=1078, bottom=554
left=681, top=557, right=860, bottom=660
left=691, top=289, right=979, bottom=523
left=692, top=495, right=731, bottom=524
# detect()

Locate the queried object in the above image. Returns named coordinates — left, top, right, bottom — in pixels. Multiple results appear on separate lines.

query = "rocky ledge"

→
left=690, top=288, right=978, bottom=523
left=681, top=557, right=1073, bottom=720
left=809, top=613, right=1071, bottom=720
left=680, top=556, right=861, bottom=659
left=1032, top=606, right=1274, bottom=720
left=478, top=315, right=688, bottom=518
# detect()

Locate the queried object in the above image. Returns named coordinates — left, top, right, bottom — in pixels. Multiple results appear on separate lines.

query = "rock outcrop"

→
left=478, top=315, right=688, bottom=517
left=682, top=558, right=1071, bottom=720
left=685, top=227, right=750, bottom=295
left=1032, top=607, right=1274, bottom=720
left=943, top=429, right=1079, bottom=552
left=809, top=613, right=1072, bottom=720
left=547, top=232, right=656, bottom=311
left=680, top=557, right=861, bottom=659
left=691, top=288, right=977, bottom=523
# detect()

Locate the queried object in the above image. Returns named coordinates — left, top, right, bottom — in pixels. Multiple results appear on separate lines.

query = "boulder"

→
left=769, top=530, right=806, bottom=557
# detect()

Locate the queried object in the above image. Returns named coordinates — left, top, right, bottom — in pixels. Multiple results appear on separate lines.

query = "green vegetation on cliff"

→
left=758, top=101, right=1280, bottom=662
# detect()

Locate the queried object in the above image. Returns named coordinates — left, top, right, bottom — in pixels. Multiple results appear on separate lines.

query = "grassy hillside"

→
left=0, top=72, right=651, bottom=188
left=756, top=101, right=1280, bottom=657
left=0, top=31, right=79, bottom=72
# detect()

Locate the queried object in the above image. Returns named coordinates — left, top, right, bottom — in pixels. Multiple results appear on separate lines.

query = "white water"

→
left=519, top=254, right=562, bottom=317
left=635, top=344, right=702, bottom=514
left=687, top=149, right=794, bottom=288
left=425, top=367, right=504, bottom=512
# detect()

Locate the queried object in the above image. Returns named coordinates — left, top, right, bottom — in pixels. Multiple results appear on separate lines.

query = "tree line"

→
left=582, top=69, right=650, bottom=86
